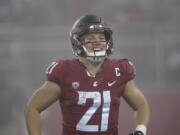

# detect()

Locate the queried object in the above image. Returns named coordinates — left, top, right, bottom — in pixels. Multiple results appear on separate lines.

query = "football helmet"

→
left=70, top=15, right=113, bottom=62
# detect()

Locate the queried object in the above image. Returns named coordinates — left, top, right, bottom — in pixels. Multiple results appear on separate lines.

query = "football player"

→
left=25, top=15, right=150, bottom=135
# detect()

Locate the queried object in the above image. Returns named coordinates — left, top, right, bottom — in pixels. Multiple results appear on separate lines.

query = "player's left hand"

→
left=129, top=131, right=144, bottom=135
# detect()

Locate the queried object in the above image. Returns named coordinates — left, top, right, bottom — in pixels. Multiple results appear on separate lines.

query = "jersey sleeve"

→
left=45, top=60, right=64, bottom=86
left=125, top=60, right=136, bottom=81
left=122, top=59, right=136, bottom=82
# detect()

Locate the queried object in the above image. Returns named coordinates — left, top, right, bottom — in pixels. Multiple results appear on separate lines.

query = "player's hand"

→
left=129, top=131, right=144, bottom=135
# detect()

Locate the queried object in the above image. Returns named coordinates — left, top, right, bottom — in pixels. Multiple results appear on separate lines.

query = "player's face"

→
left=83, top=33, right=107, bottom=53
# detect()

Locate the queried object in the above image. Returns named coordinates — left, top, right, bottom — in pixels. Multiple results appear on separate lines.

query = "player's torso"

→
left=55, top=59, right=129, bottom=135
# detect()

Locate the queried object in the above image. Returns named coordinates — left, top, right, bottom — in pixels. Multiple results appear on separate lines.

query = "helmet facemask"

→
left=70, top=15, right=113, bottom=62
left=81, top=32, right=109, bottom=62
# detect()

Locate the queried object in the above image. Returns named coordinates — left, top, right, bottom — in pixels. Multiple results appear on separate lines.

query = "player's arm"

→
left=24, top=81, right=61, bottom=135
left=122, top=80, right=150, bottom=135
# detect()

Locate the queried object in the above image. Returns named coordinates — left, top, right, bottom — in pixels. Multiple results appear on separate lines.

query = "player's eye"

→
left=99, top=38, right=105, bottom=41
left=99, top=36, right=105, bottom=39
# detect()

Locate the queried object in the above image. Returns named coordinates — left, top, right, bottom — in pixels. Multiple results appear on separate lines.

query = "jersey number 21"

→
left=76, top=91, right=111, bottom=132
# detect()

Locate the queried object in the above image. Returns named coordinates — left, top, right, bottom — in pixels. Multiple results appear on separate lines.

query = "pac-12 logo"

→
left=72, top=82, right=80, bottom=89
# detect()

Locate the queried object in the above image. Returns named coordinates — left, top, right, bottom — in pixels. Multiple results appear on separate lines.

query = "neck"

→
left=79, top=57, right=105, bottom=76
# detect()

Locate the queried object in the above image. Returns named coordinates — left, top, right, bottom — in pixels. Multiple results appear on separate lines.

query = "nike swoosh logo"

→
left=108, top=80, right=117, bottom=86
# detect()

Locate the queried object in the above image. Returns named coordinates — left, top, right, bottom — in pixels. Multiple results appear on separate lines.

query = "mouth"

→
left=82, top=45, right=107, bottom=57
left=93, top=47, right=102, bottom=51
left=92, top=44, right=106, bottom=51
